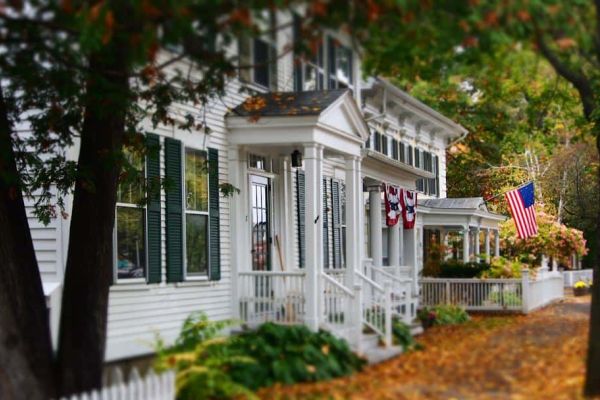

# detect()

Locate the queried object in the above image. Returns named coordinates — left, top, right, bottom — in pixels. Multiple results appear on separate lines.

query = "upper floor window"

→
left=115, top=151, right=146, bottom=280
left=293, top=24, right=354, bottom=92
left=239, top=12, right=278, bottom=90
left=416, top=154, right=440, bottom=197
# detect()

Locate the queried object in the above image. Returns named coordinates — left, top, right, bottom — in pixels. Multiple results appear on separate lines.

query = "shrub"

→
left=156, top=315, right=366, bottom=398
left=574, top=280, right=588, bottom=289
left=435, top=260, right=491, bottom=278
left=486, top=290, right=522, bottom=306
left=479, top=256, right=524, bottom=279
left=155, top=313, right=258, bottom=400
left=391, top=317, right=422, bottom=351
left=418, top=305, right=470, bottom=327
left=228, top=323, right=366, bottom=390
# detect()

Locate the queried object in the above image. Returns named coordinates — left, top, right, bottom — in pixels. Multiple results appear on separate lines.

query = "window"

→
left=115, top=151, right=146, bottom=280
left=239, top=12, right=278, bottom=90
left=399, top=142, right=406, bottom=163
left=415, top=148, right=421, bottom=169
left=294, top=32, right=354, bottom=92
left=328, top=37, right=353, bottom=89
left=416, top=154, right=440, bottom=197
left=184, top=148, right=210, bottom=277
left=391, top=139, right=399, bottom=160
left=407, top=145, right=414, bottom=166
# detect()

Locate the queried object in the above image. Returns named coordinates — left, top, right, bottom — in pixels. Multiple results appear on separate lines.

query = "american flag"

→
left=505, top=182, right=538, bottom=239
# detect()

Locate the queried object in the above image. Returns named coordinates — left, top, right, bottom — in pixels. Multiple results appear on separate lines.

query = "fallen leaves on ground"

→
left=259, top=295, right=592, bottom=400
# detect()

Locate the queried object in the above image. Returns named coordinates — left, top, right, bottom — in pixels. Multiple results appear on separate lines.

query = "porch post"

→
left=228, top=145, right=247, bottom=321
left=388, top=222, right=400, bottom=267
left=494, top=229, right=500, bottom=257
left=368, top=185, right=383, bottom=267
left=484, top=228, right=491, bottom=262
left=462, top=227, right=470, bottom=263
left=344, top=156, right=362, bottom=287
left=474, top=227, right=481, bottom=262
left=441, top=228, right=449, bottom=260
left=403, top=227, right=418, bottom=295
left=304, top=144, right=324, bottom=331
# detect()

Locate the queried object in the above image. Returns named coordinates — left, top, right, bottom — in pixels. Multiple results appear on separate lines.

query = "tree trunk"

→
left=0, top=88, right=56, bottom=398
left=584, top=123, right=600, bottom=396
left=56, top=48, right=130, bottom=396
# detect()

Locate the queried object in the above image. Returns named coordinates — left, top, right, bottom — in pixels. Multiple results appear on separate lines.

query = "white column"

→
left=403, top=227, right=418, bottom=295
left=398, top=225, right=404, bottom=266
left=304, top=144, right=324, bottom=331
left=441, top=229, right=450, bottom=260
left=280, top=156, right=294, bottom=269
left=369, top=185, right=383, bottom=267
left=484, top=228, right=491, bottom=262
left=474, top=227, right=481, bottom=262
left=228, top=145, right=247, bottom=320
left=388, top=222, right=400, bottom=267
left=344, top=156, right=362, bottom=287
left=494, top=229, right=500, bottom=257
left=462, top=227, right=470, bottom=263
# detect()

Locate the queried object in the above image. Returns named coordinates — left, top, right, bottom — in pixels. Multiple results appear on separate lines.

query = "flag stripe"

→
left=505, top=184, right=538, bottom=240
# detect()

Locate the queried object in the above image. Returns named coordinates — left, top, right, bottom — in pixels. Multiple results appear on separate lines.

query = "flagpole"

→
left=483, top=180, right=534, bottom=203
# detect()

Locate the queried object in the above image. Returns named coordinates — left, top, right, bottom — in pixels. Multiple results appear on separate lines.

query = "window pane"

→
left=186, top=214, right=208, bottom=276
left=116, top=207, right=146, bottom=279
left=185, top=149, right=208, bottom=212
left=253, top=38, right=270, bottom=87
left=335, top=45, right=352, bottom=86
left=117, top=150, right=144, bottom=205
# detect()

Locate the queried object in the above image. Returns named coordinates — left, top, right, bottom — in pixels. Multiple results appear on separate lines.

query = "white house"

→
left=33, top=10, right=504, bottom=363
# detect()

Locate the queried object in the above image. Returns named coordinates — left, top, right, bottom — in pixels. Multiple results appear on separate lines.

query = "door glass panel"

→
left=251, top=175, right=270, bottom=270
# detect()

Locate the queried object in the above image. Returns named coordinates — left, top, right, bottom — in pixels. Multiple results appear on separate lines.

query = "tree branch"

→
left=535, top=33, right=596, bottom=120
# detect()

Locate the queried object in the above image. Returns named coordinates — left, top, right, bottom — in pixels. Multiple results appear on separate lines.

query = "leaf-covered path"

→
left=260, top=295, right=591, bottom=400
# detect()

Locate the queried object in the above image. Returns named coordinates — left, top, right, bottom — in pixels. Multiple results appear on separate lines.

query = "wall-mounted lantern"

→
left=291, top=149, right=302, bottom=167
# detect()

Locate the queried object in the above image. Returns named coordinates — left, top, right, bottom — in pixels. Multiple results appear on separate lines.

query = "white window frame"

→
left=113, top=162, right=148, bottom=284
left=183, top=147, right=211, bottom=281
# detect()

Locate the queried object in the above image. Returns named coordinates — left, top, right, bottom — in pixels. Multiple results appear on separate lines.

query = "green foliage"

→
left=155, top=314, right=257, bottom=400
left=228, top=323, right=366, bottom=390
left=480, top=256, right=524, bottom=279
left=419, top=305, right=470, bottom=327
left=501, top=210, right=588, bottom=268
left=434, top=261, right=491, bottom=278
left=486, top=291, right=522, bottom=307
left=391, top=317, right=422, bottom=351
left=156, top=315, right=366, bottom=398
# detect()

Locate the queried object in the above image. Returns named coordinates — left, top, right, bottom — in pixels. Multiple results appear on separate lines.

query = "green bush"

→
left=479, top=256, right=523, bottom=278
left=486, top=290, right=522, bottom=306
left=391, top=317, right=421, bottom=351
left=418, top=304, right=470, bottom=326
left=154, top=313, right=258, bottom=400
left=155, top=315, right=366, bottom=398
left=228, top=323, right=366, bottom=390
left=436, top=260, right=491, bottom=278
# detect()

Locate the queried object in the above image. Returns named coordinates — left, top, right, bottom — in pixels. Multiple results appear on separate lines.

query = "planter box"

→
left=574, top=287, right=589, bottom=296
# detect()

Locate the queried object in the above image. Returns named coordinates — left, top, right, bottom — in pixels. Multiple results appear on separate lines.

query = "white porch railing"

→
left=366, top=264, right=413, bottom=324
left=321, top=272, right=360, bottom=345
left=356, top=270, right=392, bottom=347
left=563, top=269, right=594, bottom=287
left=61, top=369, right=175, bottom=400
left=238, top=271, right=306, bottom=325
left=420, top=270, right=564, bottom=313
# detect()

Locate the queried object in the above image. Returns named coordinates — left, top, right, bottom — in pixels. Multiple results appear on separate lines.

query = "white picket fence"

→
left=60, top=369, right=175, bottom=400
left=563, top=269, right=594, bottom=287
left=420, top=269, right=564, bottom=314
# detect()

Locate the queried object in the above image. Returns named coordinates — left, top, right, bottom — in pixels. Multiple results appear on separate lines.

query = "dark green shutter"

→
left=146, top=134, right=161, bottom=283
left=165, top=138, right=183, bottom=283
left=332, top=180, right=342, bottom=268
left=322, top=178, right=329, bottom=268
left=208, top=148, right=221, bottom=281
left=296, top=170, right=305, bottom=268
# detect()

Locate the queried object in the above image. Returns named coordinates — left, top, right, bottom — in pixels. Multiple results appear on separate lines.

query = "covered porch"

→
left=226, top=90, right=415, bottom=350
left=418, top=198, right=505, bottom=264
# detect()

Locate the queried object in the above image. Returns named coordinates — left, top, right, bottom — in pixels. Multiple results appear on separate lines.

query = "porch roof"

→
left=418, top=197, right=507, bottom=230
left=226, top=90, right=370, bottom=157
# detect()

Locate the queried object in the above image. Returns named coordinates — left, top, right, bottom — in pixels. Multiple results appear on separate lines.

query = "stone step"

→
left=360, top=333, right=380, bottom=350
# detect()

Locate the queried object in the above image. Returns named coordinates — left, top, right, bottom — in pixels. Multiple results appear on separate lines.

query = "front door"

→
left=250, top=175, right=271, bottom=271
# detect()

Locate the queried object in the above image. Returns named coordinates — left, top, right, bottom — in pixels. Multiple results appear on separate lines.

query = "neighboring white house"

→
left=33, top=10, right=503, bottom=362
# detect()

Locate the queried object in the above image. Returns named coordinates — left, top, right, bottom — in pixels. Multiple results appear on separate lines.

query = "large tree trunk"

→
left=585, top=123, right=600, bottom=396
left=56, top=47, right=130, bottom=396
left=0, top=88, right=56, bottom=398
